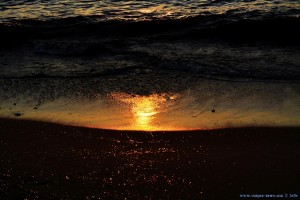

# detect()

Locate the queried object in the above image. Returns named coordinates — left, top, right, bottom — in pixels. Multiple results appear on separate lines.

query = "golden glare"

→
left=132, top=98, right=158, bottom=130
left=2, top=90, right=299, bottom=131
left=111, top=92, right=178, bottom=131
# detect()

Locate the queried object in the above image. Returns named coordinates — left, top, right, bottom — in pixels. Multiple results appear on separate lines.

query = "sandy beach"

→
left=0, top=118, right=299, bottom=199
left=1, top=0, right=300, bottom=199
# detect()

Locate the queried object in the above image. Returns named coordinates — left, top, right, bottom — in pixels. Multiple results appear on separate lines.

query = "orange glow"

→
left=132, top=98, right=158, bottom=130
left=111, top=92, right=179, bottom=131
left=2, top=89, right=299, bottom=131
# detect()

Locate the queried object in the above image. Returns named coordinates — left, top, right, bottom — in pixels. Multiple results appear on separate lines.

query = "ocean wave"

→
left=0, top=12, right=299, bottom=82
left=1, top=62, right=299, bottom=82
left=1, top=14, right=299, bottom=47
left=32, top=40, right=111, bottom=56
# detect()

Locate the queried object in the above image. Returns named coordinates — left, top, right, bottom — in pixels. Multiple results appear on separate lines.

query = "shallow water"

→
left=1, top=0, right=300, bottom=130
left=1, top=77, right=299, bottom=131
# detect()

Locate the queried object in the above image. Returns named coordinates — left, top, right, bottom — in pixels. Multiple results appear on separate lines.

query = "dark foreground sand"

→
left=0, top=118, right=299, bottom=199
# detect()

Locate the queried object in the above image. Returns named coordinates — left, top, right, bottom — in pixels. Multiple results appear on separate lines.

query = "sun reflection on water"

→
left=111, top=92, right=179, bottom=131
left=1, top=89, right=299, bottom=131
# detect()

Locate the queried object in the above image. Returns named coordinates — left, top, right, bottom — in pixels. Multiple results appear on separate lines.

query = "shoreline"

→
left=1, top=117, right=299, bottom=199
left=2, top=116, right=300, bottom=132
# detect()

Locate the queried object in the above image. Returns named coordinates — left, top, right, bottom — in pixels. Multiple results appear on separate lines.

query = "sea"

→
left=0, top=0, right=300, bottom=130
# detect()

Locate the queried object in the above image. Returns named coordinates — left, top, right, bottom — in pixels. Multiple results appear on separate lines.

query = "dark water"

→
left=0, top=0, right=300, bottom=80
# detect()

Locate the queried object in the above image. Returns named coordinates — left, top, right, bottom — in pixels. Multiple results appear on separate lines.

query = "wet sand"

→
left=0, top=118, right=299, bottom=199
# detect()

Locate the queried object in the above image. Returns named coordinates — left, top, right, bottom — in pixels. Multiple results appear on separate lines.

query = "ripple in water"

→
left=0, top=0, right=299, bottom=22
